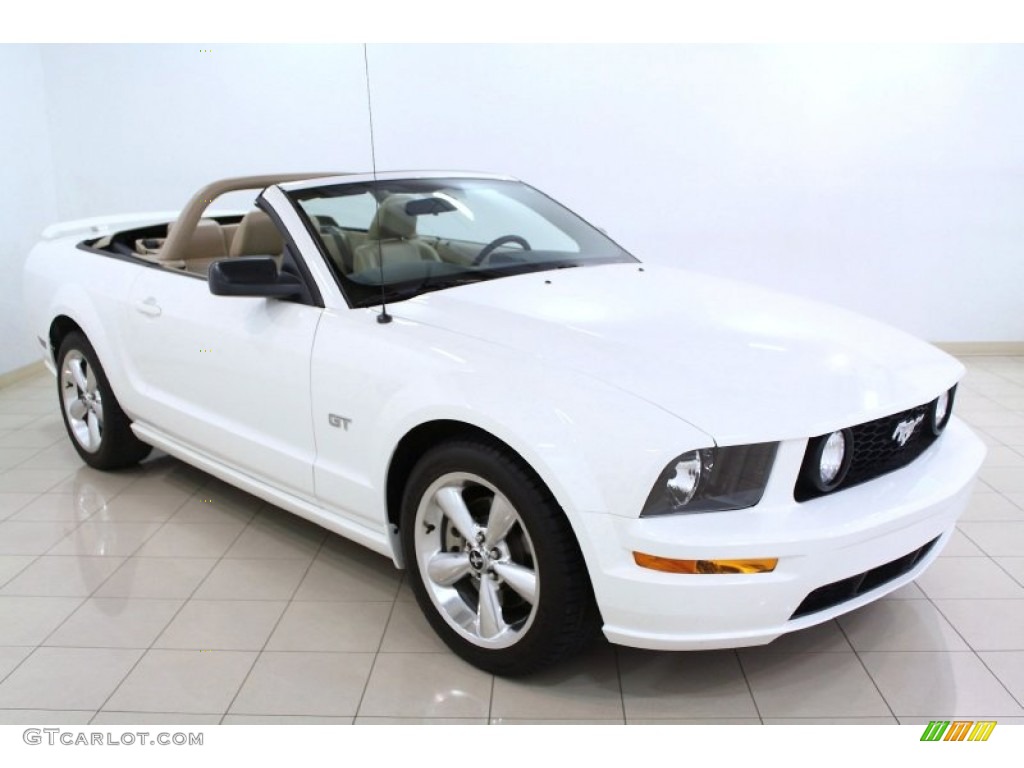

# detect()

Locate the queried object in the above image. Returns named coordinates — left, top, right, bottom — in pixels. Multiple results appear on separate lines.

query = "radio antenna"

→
left=363, top=43, right=391, bottom=324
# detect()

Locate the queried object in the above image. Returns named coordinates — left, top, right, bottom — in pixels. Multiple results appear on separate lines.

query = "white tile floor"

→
left=0, top=356, right=1022, bottom=725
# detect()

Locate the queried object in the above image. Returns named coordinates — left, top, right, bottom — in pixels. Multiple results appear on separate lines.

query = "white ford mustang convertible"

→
left=23, top=172, right=986, bottom=675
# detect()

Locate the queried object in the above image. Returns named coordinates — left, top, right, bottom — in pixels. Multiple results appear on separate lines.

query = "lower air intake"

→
left=790, top=537, right=940, bottom=619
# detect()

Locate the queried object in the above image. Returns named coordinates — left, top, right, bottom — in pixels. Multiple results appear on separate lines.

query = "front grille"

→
left=795, top=388, right=954, bottom=502
left=790, top=537, right=939, bottom=619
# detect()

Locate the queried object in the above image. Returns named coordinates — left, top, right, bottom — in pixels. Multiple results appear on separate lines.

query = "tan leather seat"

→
left=316, top=223, right=355, bottom=274
left=230, top=211, right=284, bottom=258
left=157, top=218, right=227, bottom=272
left=353, top=194, right=440, bottom=273
left=221, top=223, right=240, bottom=252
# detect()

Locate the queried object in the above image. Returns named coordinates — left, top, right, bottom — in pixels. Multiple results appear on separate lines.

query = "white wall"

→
left=367, top=44, right=1024, bottom=343
left=1, top=44, right=1021, bottom=377
left=0, top=46, right=58, bottom=375
left=39, top=44, right=372, bottom=218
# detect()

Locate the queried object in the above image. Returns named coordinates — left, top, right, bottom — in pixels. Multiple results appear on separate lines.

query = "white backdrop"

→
left=0, top=46, right=59, bottom=375
left=2, top=44, right=1022, bottom=375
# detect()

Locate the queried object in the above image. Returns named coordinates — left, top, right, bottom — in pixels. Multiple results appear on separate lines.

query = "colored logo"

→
left=920, top=720, right=996, bottom=742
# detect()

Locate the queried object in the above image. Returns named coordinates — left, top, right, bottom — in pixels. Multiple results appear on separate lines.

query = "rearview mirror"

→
left=405, top=197, right=456, bottom=216
left=208, top=257, right=303, bottom=298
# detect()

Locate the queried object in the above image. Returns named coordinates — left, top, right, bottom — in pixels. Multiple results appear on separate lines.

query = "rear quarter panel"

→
left=23, top=239, right=146, bottom=417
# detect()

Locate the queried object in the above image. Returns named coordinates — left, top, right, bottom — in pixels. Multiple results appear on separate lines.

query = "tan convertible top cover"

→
left=158, top=173, right=345, bottom=264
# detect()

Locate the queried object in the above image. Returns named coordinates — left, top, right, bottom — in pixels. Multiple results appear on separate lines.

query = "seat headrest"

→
left=230, top=211, right=284, bottom=257
left=368, top=195, right=418, bottom=240
left=160, top=218, right=225, bottom=263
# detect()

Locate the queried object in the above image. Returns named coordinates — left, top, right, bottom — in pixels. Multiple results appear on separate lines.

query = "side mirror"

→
left=208, top=257, right=303, bottom=298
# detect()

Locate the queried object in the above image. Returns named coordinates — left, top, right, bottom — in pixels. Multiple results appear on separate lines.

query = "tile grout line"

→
left=922, top=443, right=1024, bottom=713
left=835, top=620, right=898, bottom=722
left=0, top=466, right=121, bottom=691
left=350, top=572, right=406, bottom=723
left=933, top=493, right=1024, bottom=714
left=0, top=552, right=47, bottom=593
left=612, top=645, right=627, bottom=725
left=973, top=653, right=1024, bottom=711
left=26, top=473, right=198, bottom=653
left=3, top=378, right=83, bottom=469
left=954, top=494, right=1024, bottom=589
left=926, top=593, right=1024, bottom=715
left=733, top=648, right=766, bottom=725
left=485, top=658, right=495, bottom=725
left=0, top=494, right=39, bottom=522
left=218, top=526, right=327, bottom=724
left=84, top=494, right=260, bottom=725
left=991, top=561, right=1024, bottom=590
left=3, top=443, right=51, bottom=473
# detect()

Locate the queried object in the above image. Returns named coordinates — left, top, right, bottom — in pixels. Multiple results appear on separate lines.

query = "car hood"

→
left=397, top=263, right=963, bottom=443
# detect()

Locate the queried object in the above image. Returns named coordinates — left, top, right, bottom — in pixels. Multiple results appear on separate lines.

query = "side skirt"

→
left=131, top=422, right=399, bottom=565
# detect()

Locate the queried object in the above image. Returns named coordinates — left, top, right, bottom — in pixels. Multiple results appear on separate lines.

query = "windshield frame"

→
left=282, top=174, right=638, bottom=309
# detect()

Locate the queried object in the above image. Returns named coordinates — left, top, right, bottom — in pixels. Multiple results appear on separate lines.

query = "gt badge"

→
left=328, top=414, right=352, bottom=431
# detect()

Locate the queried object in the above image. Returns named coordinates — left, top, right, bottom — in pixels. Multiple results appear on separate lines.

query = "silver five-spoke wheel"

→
left=61, top=350, right=104, bottom=453
left=55, top=332, right=151, bottom=470
left=402, top=439, right=594, bottom=674
left=414, top=472, right=540, bottom=649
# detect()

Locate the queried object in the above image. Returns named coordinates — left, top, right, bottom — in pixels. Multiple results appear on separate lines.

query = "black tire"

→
left=400, top=439, right=597, bottom=676
left=56, top=331, right=152, bottom=470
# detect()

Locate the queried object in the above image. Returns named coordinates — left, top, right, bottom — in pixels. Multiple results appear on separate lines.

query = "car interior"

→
left=83, top=219, right=258, bottom=278
left=306, top=194, right=544, bottom=283
left=89, top=209, right=285, bottom=276
left=87, top=194, right=529, bottom=283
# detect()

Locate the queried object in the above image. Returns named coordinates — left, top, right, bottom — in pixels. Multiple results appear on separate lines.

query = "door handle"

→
left=135, top=297, right=162, bottom=317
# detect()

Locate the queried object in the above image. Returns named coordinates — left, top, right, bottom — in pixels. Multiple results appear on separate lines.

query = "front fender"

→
left=309, top=308, right=713, bottom=543
left=373, top=366, right=713, bottom=524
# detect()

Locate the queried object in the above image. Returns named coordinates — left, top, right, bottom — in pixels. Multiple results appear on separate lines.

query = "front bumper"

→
left=579, top=417, right=986, bottom=650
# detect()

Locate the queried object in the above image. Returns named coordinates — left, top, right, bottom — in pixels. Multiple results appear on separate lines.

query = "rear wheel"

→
left=57, top=332, right=151, bottom=470
left=401, top=439, right=597, bottom=675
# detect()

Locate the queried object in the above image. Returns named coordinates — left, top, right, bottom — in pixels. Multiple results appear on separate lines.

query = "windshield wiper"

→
left=361, top=275, right=491, bottom=308
left=415, top=275, right=492, bottom=294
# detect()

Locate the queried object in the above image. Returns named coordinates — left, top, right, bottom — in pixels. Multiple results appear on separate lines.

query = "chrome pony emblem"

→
left=892, top=415, right=924, bottom=447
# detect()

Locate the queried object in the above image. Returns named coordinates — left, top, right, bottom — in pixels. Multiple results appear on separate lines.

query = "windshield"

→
left=287, top=177, right=637, bottom=307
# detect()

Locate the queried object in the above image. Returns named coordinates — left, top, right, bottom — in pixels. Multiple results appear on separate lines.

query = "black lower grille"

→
left=790, top=537, right=940, bottom=619
left=795, top=388, right=954, bottom=502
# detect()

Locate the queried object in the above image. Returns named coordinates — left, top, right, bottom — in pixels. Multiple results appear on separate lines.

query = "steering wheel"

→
left=472, top=235, right=532, bottom=266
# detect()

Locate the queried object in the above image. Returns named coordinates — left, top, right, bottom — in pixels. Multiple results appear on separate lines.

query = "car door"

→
left=121, top=215, right=322, bottom=499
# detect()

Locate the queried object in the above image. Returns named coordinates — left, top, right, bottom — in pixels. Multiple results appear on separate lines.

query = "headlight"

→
left=930, top=385, right=956, bottom=435
left=665, top=451, right=706, bottom=506
left=641, top=443, right=778, bottom=517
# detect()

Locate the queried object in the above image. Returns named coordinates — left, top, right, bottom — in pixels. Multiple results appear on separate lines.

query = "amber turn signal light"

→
left=633, top=552, right=778, bottom=574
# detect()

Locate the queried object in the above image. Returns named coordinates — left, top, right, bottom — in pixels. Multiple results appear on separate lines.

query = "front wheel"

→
left=57, top=331, right=152, bottom=470
left=401, top=439, right=596, bottom=675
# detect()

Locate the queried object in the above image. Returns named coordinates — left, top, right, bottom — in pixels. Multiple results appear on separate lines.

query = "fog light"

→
left=805, top=428, right=853, bottom=493
left=931, top=387, right=955, bottom=435
left=820, top=431, right=846, bottom=486
left=633, top=552, right=778, bottom=574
